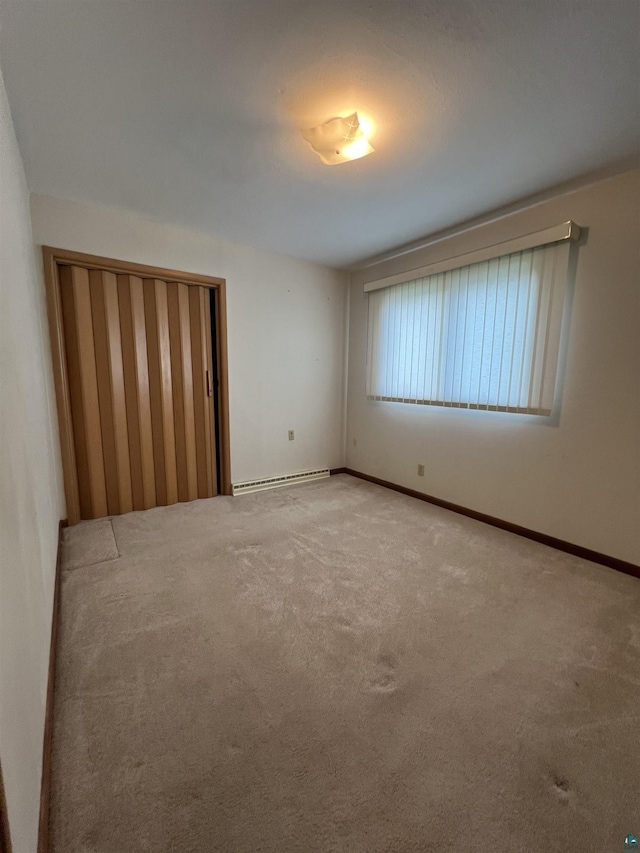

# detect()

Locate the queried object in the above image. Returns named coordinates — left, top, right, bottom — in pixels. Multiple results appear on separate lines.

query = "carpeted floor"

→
left=52, top=474, right=640, bottom=853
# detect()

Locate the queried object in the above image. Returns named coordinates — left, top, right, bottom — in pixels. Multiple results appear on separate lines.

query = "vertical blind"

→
left=366, top=241, right=570, bottom=415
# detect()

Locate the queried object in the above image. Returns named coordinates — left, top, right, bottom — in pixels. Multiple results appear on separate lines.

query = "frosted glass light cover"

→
left=300, top=112, right=374, bottom=165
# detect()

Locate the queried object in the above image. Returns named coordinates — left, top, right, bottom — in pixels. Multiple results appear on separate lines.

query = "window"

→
left=365, top=225, right=577, bottom=416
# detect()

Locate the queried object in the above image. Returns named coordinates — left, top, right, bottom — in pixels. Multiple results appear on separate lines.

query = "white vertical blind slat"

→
left=505, top=253, right=523, bottom=407
left=496, top=254, right=512, bottom=408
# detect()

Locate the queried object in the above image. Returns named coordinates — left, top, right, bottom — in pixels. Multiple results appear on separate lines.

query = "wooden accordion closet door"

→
left=59, top=266, right=217, bottom=519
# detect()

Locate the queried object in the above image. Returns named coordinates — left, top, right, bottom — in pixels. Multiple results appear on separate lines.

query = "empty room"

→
left=1, top=2, right=639, bottom=852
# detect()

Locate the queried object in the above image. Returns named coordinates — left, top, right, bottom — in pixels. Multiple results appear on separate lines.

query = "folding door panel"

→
left=59, top=265, right=217, bottom=519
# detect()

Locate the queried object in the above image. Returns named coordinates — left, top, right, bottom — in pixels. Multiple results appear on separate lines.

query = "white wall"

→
left=30, top=194, right=349, bottom=485
left=0, top=72, right=64, bottom=852
left=347, top=170, right=640, bottom=565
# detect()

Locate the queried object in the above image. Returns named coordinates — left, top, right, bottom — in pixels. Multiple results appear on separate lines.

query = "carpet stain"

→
left=367, top=653, right=400, bottom=693
left=551, top=774, right=573, bottom=803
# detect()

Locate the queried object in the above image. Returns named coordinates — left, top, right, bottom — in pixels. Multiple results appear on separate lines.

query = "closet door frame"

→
left=43, top=247, right=231, bottom=524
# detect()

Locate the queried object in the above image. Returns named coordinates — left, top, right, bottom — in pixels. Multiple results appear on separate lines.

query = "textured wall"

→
left=30, top=194, right=349, bottom=486
left=347, top=170, right=640, bottom=564
left=0, top=70, right=64, bottom=853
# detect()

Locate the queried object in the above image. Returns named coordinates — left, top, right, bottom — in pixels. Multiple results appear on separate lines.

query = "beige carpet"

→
left=52, top=474, right=640, bottom=853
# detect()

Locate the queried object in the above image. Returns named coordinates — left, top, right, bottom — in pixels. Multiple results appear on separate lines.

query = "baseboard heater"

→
left=231, top=468, right=330, bottom=496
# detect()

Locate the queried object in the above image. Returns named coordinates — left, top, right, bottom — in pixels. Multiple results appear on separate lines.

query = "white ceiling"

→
left=1, top=1, right=638, bottom=268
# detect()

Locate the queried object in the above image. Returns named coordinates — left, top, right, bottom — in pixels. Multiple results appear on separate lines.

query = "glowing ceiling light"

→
left=300, top=112, right=374, bottom=165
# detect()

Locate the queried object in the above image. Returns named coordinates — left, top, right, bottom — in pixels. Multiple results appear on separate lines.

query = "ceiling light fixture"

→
left=300, top=112, right=374, bottom=165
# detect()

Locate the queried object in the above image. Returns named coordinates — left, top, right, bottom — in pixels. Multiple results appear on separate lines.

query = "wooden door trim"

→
left=37, top=518, right=67, bottom=853
left=0, top=756, right=12, bottom=853
left=43, top=247, right=225, bottom=287
left=43, top=247, right=231, bottom=525
left=44, top=250, right=82, bottom=524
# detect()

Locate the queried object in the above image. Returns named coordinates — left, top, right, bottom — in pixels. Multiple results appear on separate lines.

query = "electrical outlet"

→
left=417, top=464, right=425, bottom=476
left=288, top=430, right=295, bottom=441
